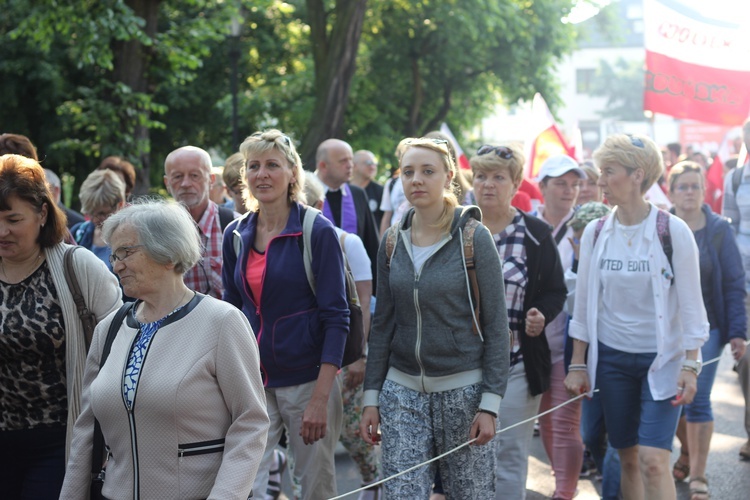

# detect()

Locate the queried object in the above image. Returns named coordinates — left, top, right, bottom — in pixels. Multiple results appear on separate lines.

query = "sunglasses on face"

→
left=477, top=145, right=514, bottom=160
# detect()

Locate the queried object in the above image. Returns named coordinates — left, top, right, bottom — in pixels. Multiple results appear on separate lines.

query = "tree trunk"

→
left=111, top=0, right=161, bottom=194
left=299, top=0, right=368, bottom=170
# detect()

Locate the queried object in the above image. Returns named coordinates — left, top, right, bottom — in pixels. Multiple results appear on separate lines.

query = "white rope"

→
left=328, top=390, right=596, bottom=499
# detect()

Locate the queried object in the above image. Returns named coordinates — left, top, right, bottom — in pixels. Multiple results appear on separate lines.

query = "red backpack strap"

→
left=592, top=214, right=609, bottom=247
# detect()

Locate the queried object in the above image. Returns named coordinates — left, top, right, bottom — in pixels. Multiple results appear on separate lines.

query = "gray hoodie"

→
left=363, top=206, right=510, bottom=414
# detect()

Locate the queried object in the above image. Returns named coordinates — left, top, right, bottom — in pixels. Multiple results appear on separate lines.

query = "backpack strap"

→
left=385, top=224, right=400, bottom=268
left=733, top=165, right=744, bottom=197
left=655, top=209, right=674, bottom=285
left=218, top=206, right=236, bottom=232
left=592, top=215, right=609, bottom=247
left=301, top=206, right=320, bottom=294
left=63, top=246, right=97, bottom=348
left=462, top=218, right=482, bottom=337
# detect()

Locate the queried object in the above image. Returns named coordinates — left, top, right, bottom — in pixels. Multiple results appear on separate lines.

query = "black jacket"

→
left=517, top=211, right=567, bottom=396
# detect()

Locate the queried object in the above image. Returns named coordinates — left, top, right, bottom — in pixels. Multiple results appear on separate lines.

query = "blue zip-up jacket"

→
left=222, top=202, right=349, bottom=388
left=682, top=204, right=747, bottom=344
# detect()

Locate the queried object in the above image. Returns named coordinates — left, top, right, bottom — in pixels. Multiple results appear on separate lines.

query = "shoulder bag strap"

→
left=63, top=246, right=97, bottom=348
left=301, top=207, right=320, bottom=294
left=91, top=302, right=134, bottom=480
left=462, top=219, right=482, bottom=337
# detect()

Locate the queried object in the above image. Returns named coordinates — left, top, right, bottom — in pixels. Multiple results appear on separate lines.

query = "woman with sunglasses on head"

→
left=0, top=154, right=122, bottom=498
left=61, top=200, right=268, bottom=499
left=667, top=161, right=746, bottom=500
left=469, top=144, right=567, bottom=499
left=564, top=134, right=709, bottom=500
left=361, top=137, right=509, bottom=498
left=222, top=129, right=349, bottom=500
left=70, top=169, right=128, bottom=271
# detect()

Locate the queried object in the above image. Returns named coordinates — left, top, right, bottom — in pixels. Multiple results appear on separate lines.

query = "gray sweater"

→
left=363, top=206, right=509, bottom=414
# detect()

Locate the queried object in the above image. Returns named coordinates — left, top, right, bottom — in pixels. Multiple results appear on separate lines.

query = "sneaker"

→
left=265, top=449, right=287, bottom=500
left=580, top=449, right=598, bottom=478
left=740, top=440, right=750, bottom=460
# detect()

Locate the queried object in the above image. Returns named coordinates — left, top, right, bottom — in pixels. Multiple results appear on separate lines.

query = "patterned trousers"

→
left=379, top=380, right=496, bottom=499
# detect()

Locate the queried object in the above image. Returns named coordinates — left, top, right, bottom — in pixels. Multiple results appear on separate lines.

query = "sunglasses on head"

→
left=250, top=132, right=292, bottom=146
left=477, top=145, right=514, bottom=159
left=626, top=134, right=644, bottom=148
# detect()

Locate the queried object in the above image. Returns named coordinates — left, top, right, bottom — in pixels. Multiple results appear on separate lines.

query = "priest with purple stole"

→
left=315, top=138, right=380, bottom=291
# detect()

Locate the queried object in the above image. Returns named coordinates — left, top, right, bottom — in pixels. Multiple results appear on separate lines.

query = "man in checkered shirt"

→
left=164, top=146, right=235, bottom=299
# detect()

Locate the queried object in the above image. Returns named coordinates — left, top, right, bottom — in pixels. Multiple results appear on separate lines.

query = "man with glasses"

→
left=315, top=139, right=380, bottom=288
left=164, top=146, right=237, bottom=299
left=350, top=150, right=384, bottom=229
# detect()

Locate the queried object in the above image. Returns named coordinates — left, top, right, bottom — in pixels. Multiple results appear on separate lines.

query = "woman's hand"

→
left=300, top=394, right=329, bottom=444
left=672, top=370, right=698, bottom=406
left=564, top=370, right=590, bottom=397
left=470, top=412, right=496, bottom=446
left=525, top=308, right=545, bottom=337
left=360, top=406, right=381, bottom=445
left=343, top=358, right=366, bottom=390
left=730, top=337, right=747, bottom=361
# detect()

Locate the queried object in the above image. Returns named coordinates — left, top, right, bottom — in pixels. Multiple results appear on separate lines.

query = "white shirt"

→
left=380, top=177, right=409, bottom=226
left=333, top=228, right=371, bottom=282
left=570, top=204, right=709, bottom=400
left=597, top=218, right=658, bottom=352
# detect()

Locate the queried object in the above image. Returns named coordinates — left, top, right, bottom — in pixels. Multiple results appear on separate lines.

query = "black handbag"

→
left=90, top=302, right=134, bottom=500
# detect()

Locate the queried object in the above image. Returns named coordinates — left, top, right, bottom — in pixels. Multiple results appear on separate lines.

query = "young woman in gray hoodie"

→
left=360, top=137, right=509, bottom=498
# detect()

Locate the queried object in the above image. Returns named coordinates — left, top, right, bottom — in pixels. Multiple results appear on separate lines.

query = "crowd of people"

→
left=1, top=122, right=749, bottom=500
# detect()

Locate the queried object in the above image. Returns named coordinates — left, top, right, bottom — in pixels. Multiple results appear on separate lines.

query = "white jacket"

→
left=569, top=204, right=709, bottom=400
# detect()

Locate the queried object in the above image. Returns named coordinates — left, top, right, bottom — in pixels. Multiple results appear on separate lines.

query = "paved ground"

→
left=279, top=346, right=750, bottom=499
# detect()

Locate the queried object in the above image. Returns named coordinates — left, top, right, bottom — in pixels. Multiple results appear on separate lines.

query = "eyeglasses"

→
left=626, top=134, right=644, bottom=148
left=477, top=145, right=514, bottom=159
left=195, top=257, right=212, bottom=296
left=228, top=184, right=244, bottom=197
left=674, top=183, right=702, bottom=193
left=109, top=245, right=144, bottom=266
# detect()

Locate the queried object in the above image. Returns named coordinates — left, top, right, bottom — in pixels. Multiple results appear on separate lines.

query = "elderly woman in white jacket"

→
left=61, top=201, right=269, bottom=499
left=564, top=133, right=708, bottom=500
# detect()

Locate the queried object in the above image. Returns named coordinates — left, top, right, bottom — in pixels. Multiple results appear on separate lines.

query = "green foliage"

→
left=2, top=0, right=578, bottom=193
left=589, top=57, right=645, bottom=121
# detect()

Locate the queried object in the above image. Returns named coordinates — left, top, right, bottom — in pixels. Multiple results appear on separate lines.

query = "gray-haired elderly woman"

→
left=61, top=200, right=269, bottom=499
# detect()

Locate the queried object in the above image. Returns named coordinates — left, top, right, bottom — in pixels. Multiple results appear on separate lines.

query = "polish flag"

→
left=643, top=0, right=750, bottom=125
left=440, top=123, right=471, bottom=170
left=524, top=93, right=575, bottom=180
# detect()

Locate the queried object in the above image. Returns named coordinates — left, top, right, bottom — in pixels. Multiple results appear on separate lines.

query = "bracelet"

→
left=681, top=366, right=699, bottom=375
left=477, top=409, right=498, bottom=418
left=568, top=366, right=588, bottom=372
left=568, top=363, right=587, bottom=369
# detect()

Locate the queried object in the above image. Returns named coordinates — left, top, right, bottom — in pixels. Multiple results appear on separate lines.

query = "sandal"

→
left=689, top=476, right=710, bottom=500
left=672, top=450, right=690, bottom=482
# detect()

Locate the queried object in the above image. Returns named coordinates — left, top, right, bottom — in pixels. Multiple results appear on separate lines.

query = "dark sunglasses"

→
left=477, top=145, right=514, bottom=159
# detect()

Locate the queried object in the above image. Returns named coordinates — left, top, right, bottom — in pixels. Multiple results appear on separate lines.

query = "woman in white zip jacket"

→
left=60, top=201, right=269, bottom=500
left=564, top=133, right=708, bottom=500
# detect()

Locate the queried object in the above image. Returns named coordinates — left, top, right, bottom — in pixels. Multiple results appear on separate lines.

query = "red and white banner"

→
left=643, top=0, right=750, bottom=125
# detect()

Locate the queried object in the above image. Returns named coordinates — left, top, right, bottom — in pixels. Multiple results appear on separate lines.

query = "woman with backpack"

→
left=564, top=133, right=709, bottom=500
left=221, top=129, right=349, bottom=500
left=667, top=161, right=746, bottom=500
left=360, top=137, right=509, bottom=497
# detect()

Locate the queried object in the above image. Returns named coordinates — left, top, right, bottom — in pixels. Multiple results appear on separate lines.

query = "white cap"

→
left=535, top=155, right=586, bottom=183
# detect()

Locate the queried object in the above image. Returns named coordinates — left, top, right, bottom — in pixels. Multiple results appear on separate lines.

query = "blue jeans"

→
left=581, top=392, right=621, bottom=500
left=596, top=343, right=681, bottom=450
left=683, top=329, right=723, bottom=423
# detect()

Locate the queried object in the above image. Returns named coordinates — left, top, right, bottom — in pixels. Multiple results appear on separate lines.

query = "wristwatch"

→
left=682, top=359, right=702, bottom=375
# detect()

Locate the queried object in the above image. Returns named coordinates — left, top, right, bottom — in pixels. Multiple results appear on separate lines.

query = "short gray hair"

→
left=79, top=169, right=126, bottom=215
left=101, top=199, right=202, bottom=274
